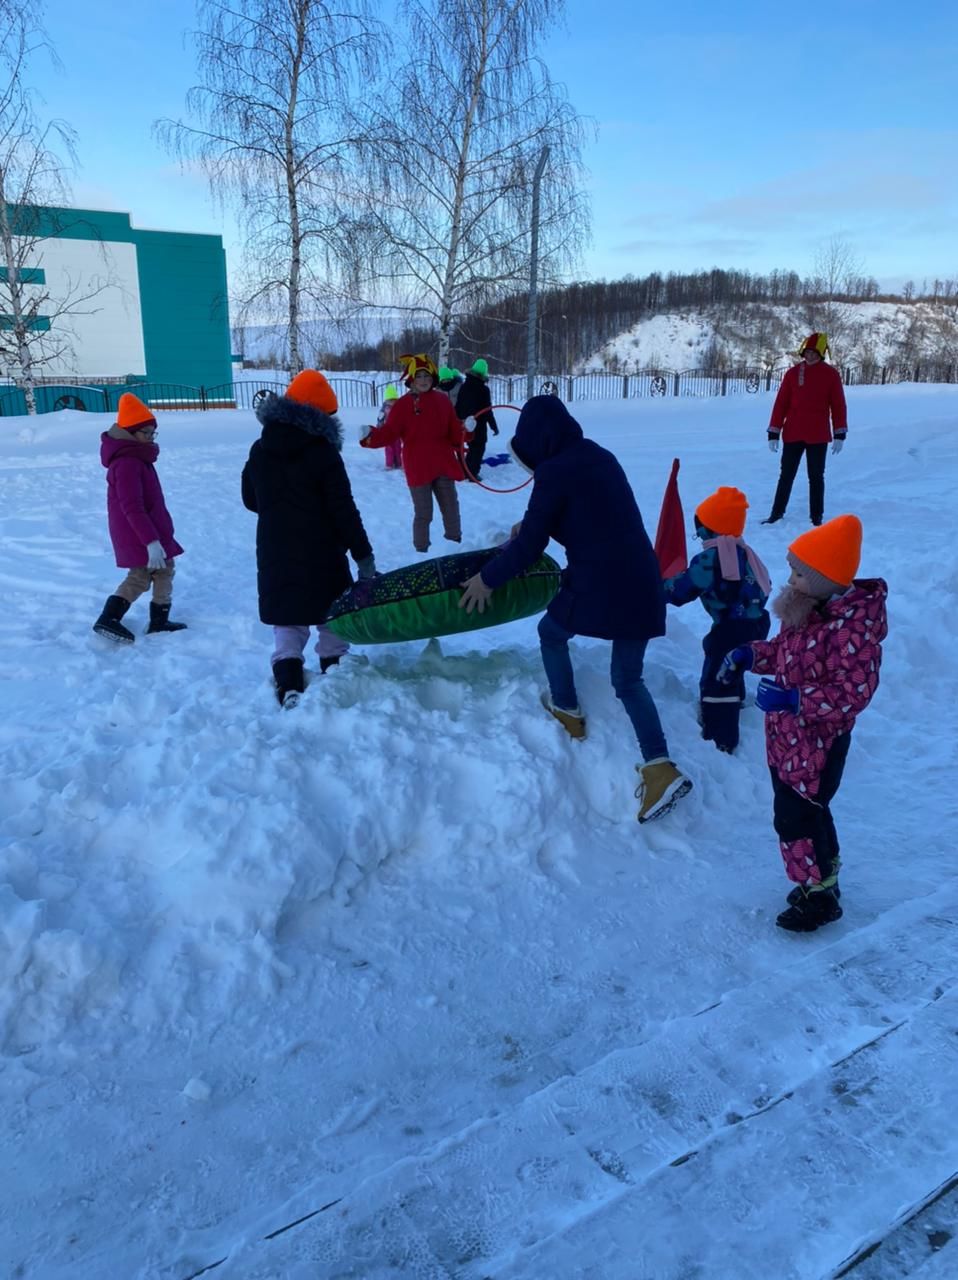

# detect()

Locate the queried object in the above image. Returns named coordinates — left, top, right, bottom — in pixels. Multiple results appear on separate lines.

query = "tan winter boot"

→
left=635, top=758, right=692, bottom=823
left=540, top=691, right=587, bottom=740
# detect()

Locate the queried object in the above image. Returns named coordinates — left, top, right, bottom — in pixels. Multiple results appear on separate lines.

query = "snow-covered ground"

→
left=584, top=310, right=718, bottom=371
left=2, top=386, right=958, bottom=1279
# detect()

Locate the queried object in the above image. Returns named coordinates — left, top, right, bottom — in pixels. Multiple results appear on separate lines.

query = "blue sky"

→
left=33, top=0, right=958, bottom=290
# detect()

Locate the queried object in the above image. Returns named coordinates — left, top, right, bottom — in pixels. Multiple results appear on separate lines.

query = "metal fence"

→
left=0, top=383, right=112, bottom=415
left=4, top=362, right=958, bottom=416
left=479, top=370, right=792, bottom=402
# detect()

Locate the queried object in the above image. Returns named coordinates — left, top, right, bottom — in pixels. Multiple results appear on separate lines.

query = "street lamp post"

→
left=526, top=145, right=550, bottom=401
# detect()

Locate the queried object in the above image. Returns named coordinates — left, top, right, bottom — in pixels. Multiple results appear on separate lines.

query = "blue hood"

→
left=511, top=396, right=584, bottom=469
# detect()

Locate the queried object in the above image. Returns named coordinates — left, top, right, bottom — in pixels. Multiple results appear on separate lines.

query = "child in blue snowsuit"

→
left=664, top=486, right=771, bottom=753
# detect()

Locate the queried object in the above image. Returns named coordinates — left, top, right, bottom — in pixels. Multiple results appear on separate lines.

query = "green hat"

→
left=438, top=366, right=457, bottom=382
left=469, top=358, right=489, bottom=377
left=384, top=383, right=399, bottom=401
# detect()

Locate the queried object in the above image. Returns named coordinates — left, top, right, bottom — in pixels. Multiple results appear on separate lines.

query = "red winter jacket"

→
left=750, top=578, right=887, bottom=798
left=768, top=360, right=848, bottom=445
left=362, top=388, right=466, bottom=487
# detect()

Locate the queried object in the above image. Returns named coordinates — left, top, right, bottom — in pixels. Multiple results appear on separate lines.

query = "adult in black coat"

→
left=458, top=395, right=692, bottom=823
left=241, top=371, right=375, bottom=703
left=456, top=359, right=499, bottom=481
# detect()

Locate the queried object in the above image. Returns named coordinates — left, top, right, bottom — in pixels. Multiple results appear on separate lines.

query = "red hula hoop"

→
left=458, top=404, right=532, bottom=493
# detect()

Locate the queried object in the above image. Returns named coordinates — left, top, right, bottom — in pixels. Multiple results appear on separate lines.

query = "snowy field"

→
left=2, top=385, right=957, bottom=1280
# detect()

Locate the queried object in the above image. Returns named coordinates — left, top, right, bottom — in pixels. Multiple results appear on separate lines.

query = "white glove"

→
left=358, top=423, right=372, bottom=441
left=831, top=438, right=844, bottom=455
left=146, top=540, right=166, bottom=570
left=768, top=438, right=780, bottom=453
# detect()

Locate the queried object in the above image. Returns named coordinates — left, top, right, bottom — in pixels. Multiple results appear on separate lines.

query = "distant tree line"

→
left=323, top=268, right=958, bottom=373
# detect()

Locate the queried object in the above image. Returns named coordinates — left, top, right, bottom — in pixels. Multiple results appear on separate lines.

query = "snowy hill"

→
left=2, top=388, right=958, bottom=1277
left=237, top=299, right=958, bottom=381
left=583, top=300, right=958, bottom=373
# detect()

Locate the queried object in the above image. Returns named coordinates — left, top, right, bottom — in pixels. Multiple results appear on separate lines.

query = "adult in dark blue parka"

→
left=460, top=396, right=692, bottom=823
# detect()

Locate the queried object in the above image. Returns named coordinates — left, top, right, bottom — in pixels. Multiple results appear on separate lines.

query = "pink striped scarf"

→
left=702, top=536, right=772, bottom=597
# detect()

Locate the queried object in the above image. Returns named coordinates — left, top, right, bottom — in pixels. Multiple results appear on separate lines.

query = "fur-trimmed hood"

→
left=255, top=392, right=344, bottom=454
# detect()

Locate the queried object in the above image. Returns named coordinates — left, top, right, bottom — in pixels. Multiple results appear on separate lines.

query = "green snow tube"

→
left=325, top=547, right=561, bottom=645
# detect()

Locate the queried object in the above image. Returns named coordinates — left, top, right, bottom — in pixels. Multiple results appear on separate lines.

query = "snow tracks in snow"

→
left=170, top=883, right=958, bottom=1279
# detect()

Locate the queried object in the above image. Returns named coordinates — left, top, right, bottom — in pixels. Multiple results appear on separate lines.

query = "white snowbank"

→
left=1, top=386, right=957, bottom=1278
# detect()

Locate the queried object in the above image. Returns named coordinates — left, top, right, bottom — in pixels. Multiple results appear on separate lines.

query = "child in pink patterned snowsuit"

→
left=719, top=515, right=887, bottom=933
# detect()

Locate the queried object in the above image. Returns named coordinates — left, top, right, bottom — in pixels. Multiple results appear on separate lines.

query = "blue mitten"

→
left=756, top=677, right=800, bottom=713
left=718, top=646, right=753, bottom=683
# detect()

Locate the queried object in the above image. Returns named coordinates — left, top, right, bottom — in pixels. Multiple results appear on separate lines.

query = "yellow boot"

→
left=635, top=758, right=692, bottom=823
left=540, top=691, right=587, bottom=740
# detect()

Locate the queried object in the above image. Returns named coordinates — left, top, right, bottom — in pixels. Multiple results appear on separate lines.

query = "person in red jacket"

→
left=361, top=353, right=468, bottom=552
left=763, top=332, right=847, bottom=526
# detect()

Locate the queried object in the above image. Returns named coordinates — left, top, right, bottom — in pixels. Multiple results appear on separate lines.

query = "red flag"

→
left=653, top=458, right=687, bottom=579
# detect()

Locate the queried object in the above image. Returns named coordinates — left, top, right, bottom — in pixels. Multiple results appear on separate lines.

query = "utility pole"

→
left=525, top=145, right=549, bottom=401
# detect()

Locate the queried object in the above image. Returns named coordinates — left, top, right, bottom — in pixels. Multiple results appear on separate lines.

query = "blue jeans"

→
left=537, top=613, right=669, bottom=762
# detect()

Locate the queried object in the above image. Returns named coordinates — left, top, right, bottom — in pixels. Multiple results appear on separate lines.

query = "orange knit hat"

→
left=788, top=514, right=862, bottom=590
left=116, top=392, right=156, bottom=431
left=695, top=486, right=748, bottom=537
left=285, top=369, right=338, bottom=415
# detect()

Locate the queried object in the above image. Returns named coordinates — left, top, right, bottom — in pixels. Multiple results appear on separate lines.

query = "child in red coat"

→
left=361, top=354, right=467, bottom=552
left=720, top=515, right=887, bottom=932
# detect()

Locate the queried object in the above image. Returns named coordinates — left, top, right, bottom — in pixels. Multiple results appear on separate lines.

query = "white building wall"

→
left=14, top=237, right=146, bottom=380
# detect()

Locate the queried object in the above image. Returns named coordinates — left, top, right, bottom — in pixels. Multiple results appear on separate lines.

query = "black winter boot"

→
left=93, top=595, right=135, bottom=644
left=320, top=655, right=340, bottom=673
left=273, top=657, right=305, bottom=708
left=776, top=888, right=843, bottom=933
left=787, top=882, right=840, bottom=906
left=146, top=602, right=187, bottom=634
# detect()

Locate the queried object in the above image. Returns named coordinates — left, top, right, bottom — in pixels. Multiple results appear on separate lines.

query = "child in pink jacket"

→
left=719, top=515, right=887, bottom=933
left=93, top=393, right=186, bottom=644
left=380, top=383, right=403, bottom=469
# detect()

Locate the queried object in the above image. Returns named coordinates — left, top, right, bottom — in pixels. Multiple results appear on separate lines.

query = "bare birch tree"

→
left=157, top=0, right=379, bottom=374
left=353, top=0, right=590, bottom=365
left=807, top=234, right=866, bottom=354
left=1, top=3, right=106, bottom=413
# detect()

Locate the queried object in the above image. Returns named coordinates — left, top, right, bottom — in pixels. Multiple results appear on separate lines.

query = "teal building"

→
left=1, top=205, right=232, bottom=393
